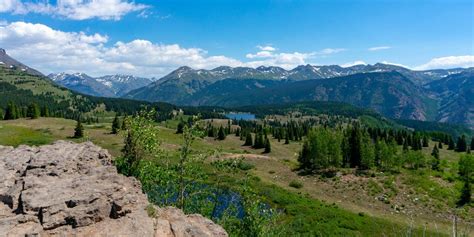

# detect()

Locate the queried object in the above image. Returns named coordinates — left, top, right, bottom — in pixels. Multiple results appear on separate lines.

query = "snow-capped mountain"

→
left=48, top=73, right=154, bottom=97
left=96, top=75, right=154, bottom=96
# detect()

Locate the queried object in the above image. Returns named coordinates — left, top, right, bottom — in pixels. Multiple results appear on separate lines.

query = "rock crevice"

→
left=0, top=141, right=227, bottom=237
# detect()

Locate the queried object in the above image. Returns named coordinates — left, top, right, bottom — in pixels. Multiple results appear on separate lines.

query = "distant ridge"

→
left=0, top=49, right=43, bottom=76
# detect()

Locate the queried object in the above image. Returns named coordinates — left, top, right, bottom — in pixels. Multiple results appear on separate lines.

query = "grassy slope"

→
left=0, top=118, right=472, bottom=236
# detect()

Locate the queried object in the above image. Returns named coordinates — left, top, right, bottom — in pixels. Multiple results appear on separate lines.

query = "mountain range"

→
left=48, top=72, right=155, bottom=97
left=123, top=64, right=473, bottom=128
left=0, top=48, right=472, bottom=128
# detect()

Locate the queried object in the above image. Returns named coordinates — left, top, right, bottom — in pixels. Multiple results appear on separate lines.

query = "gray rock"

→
left=0, top=141, right=227, bottom=237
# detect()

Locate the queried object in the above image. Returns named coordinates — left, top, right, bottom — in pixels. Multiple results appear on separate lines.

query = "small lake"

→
left=224, top=113, right=256, bottom=121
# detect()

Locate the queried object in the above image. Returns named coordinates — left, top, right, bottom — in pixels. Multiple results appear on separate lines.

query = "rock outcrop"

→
left=0, top=141, right=227, bottom=237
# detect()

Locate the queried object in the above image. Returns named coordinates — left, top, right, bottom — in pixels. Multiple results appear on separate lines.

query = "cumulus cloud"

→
left=0, top=0, right=148, bottom=20
left=0, top=22, right=346, bottom=77
left=256, top=45, right=276, bottom=51
left=340, top=60, right=367, bottom=68
left=0, top=21, right=244, bottom=77
left=368, top=46, right=391, bottom=51
left=414, top=55, right=474, bottom=70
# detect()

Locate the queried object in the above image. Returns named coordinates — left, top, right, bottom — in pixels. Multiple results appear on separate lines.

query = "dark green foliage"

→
left=431, top=145, right=440, bottom=171
left=448, top=137, right=455, bottom=150
left=471, top=137, right=474, bottom=151
left=26, top=103, right=40, bottom=119
left=176, top=122, right=184, bottom=134
left=456, top=135, right=467, bottom=152
left=438, top=142, right=443, bottom=149
left=111, top=115, right=120, bottom=134
left=457, top=154, right=473, bottom=206
left=264, top=137, right=271, bottom=153
left=4, top=102, right=18, bottom=120
left=422, top=136, right=429, bottom=147
left=217, top=126, right=226, bottom=140
left=244, top=132, right=253, bottom=146
left=40, top=105, right=50, bottom=117
left=74, top=119, right=84, bottom=138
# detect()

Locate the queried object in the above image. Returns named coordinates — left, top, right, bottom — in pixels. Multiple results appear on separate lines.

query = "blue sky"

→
left=0, top=0, right=472, bottom=77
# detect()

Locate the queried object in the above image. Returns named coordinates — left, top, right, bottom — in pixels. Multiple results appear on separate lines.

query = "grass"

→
left=0, top=117, right=471, bottom=236
left=0, top=123, right=54, bottom=146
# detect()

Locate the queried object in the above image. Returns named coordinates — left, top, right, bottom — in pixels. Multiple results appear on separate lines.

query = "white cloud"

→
left=0, top=0, right=148, bottom=20
left=0, top=21, right=344, bottom=77
left=341, top=60, right=367, bottom=68
left=0, top=21, right=243, bottom=77
left=380, top=61, right=410, bottom=68
left=256, top=45, right=276, bottom=51
left=414, top=55, right=474, bottom=70
left=368, top=46, right=391, bottom=51
left=315, top=48, right=346, bottom=55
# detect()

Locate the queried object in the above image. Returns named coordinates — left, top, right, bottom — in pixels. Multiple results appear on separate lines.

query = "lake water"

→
left=224, top=113, right=256, bottom=121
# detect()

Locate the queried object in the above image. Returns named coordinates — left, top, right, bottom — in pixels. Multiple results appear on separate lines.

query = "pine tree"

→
left=438, top=142, right=443, bottom=149
left=112, top=115, right=120, bottom=134
left=217, top=126, right=226, bottom=140
left=41, top=106, right=50, bottom=117
left=348, top=124, right=362, bottom=168
left=456, top=135, right=467, bottom=152
left=176, top=122, right=184, bottom=134
left=431, top=145, right=440, bottom=171
left=74, top=119, right=84, bottom=138
left=448, top=137, right=455, bottom=150
left=284, top=132, right=290, bottom=144
left=264, top=137, right=271, bottom=153
left=422, top=136, right=429, bottom=147
left=4, top=102, right=17, bottom=120
left=235, top=128, right=240, bottom=137
left=471, top=137, right=474, bottom=151
left=244, top=132, right=253, bottom=146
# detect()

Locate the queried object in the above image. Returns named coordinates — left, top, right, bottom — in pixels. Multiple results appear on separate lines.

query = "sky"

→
left=0, top=0, right=473, bottom=78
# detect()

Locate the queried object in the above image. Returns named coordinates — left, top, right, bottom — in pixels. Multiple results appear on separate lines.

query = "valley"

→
left=0, top=114, right=472, bottom=236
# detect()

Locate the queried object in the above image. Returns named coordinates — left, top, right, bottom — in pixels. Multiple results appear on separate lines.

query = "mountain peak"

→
left=0, top=48, right=6, bottom=56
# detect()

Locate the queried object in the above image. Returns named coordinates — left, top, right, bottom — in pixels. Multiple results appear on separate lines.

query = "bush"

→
left=289, top=180, right=303, bottom=189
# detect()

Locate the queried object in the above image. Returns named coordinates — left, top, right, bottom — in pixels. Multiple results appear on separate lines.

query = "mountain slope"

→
left=48, top=73, right=153, bottom=97
left=96, top=75, right=153, bottom=96
left=49, top=72, right=116, bottom=97
left=126, top=64, right=472, bottom=104
left=181, top=72, right=437, bottom=120
left=0, top=48, right=43, bottom=76
left=426, top=69, right=474, bottom=127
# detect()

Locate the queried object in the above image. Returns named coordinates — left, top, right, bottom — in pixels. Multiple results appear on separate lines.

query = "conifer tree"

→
left=74, top=119, right=84, bottom=138
left=448, top=137, right=455, bottom=150
left=431, top=145, right=440, bottom=171
left=4, top=102, right=17, bottom=120
left=26, top=103, right=40, bottom=119
left=470, top=137, right=474, bottom=151
left=112, top=115, right=120, bottom=134
left=438, top=142, right=443, bottom=149
left=244, top=132, right=253, bottom=146
left=41, top=106, right=50, bottom=117
left=176, top=122, right=184, bottom=134
left=456, top=135, right=467, bottom=152
left=264, top=137, right=271, bottom=153
left=422, top=136, right=429, bottom=147
left=217, top=126, right=226, bottom=140
left=284, top=132, right=290, bottom=144
left=457, top=154, right=473, bottom=206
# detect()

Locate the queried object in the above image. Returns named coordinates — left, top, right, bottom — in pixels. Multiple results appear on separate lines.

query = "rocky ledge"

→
left=0, top=141, right=227, bottom=236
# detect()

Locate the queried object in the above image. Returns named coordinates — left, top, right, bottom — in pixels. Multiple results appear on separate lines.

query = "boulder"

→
left=0, top=141, right=227, bottom=237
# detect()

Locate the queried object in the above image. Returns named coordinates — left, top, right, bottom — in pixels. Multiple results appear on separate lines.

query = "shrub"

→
left=289, top=180, right=303, bottom=189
